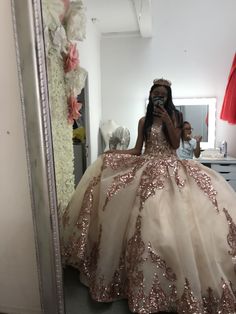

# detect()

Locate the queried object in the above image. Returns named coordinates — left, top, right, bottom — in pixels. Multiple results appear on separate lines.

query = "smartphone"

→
left=152, top=96, right=165, bottom=107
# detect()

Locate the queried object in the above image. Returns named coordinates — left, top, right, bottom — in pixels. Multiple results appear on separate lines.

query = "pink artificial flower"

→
left=68, top=95, right=82, bottom=124
left=64, top=43, right=79, bottom=73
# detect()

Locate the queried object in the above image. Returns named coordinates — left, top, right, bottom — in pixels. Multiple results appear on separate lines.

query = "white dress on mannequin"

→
left=100, top=120, right=119, bottom=151
left=109, top=126, right=130, bottom=150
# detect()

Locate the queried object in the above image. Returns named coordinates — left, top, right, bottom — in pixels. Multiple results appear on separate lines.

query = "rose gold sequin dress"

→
left=62, top=124, right=236, bottom=313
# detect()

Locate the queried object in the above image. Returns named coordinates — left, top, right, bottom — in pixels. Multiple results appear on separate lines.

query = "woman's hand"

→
left=103, top=149, right=116, bottom=154
left=153, top=108, right=181, bottom=149
left=155, top=106, right=172, bottom=125
left=193, top=135, right=202, bottom=158
left=194, top=135, right=202, bottom=143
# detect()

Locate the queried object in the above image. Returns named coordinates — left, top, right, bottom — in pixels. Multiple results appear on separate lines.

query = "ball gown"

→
left=62, top=124, right=236, bottom=314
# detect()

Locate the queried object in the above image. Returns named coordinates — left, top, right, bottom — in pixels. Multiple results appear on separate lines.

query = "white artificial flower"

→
left=51, top=25, right=68, bottom=55
left=65, top=65, right=88, bottom=97
left=42, top=0, right=64, bottom=30
left=64, top=0, right=87, bottom=41
left=47, top=53, right=75, bottom=213
left=44, top=26, right=67, bottom=59
left=41, top=2, right=88, bottom=213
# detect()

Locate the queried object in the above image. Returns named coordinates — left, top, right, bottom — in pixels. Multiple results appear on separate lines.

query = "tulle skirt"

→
left=62, top=153, right=236, bottom=313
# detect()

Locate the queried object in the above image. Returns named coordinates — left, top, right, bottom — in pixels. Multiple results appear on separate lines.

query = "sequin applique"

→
left=143, top=124, right=176, bottom=158
left=137, top=156, right=185, bottom=210
left=126, top=215, right=145, bottom=287
left=217, top=278, right=235, bottom=313
left=223, top=208, right=236, bottom=265
left=202, top=287, right=218, bottom=313
left=89, top=253, right=126, bottom=302
left=148, top=242, right=177, bottom=282
left=80, top=224, right=102, bottom=283
left=183, top=160, right=219, bottom=212
left=177, top=279, right=204, bottom=313
left=103, top=152, right=142, bottom=170
left=102, top=125, right=186, bottom=211
left=102, top=158, right=146, bottom=210
left=62, top=175, right=101, bottom=264
left=75, top=175, right=101, bottom=259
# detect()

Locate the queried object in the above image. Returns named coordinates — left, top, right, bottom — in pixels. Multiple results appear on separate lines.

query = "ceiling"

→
left=85, top=0, right=152, bottom=37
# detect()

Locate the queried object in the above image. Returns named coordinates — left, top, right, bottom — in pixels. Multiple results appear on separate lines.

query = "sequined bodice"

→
left=144, top=124, right=176, bottom=157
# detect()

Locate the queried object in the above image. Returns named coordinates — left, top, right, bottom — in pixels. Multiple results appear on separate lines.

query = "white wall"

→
left=0, top=1, right=41, bottom=313
left=101, top=0, right=236, bottom=156
left=78, top=9, right=102, bottom=162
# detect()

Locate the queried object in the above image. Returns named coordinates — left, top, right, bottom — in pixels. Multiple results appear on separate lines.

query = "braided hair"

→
left=143, top=84, right=183, bottom=146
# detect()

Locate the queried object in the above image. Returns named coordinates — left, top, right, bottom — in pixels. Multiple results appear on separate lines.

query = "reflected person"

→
left=177, top=121, right=202, bottom=159
left=62, top=78, right=236, bottom=314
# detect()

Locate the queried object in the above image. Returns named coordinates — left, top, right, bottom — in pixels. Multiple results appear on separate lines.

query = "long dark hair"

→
left=181, top=121, right=191, bottom=144
left=143, top=84, right=183, bottom=145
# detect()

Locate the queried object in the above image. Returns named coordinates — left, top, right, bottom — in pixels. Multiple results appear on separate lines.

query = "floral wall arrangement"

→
left=42, top=0, right=87, bottom=214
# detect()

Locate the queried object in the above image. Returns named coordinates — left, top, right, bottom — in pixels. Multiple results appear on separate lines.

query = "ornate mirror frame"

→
left=11, top=1, right=64, bottom=313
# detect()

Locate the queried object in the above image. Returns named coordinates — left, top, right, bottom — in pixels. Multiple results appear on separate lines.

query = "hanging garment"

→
left=220, top=53, right=236, bottom=124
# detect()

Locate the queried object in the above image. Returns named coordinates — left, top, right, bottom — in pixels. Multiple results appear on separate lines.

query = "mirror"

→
left=11, top=0, right=236, bottom=313
left=12, top=1, right=64, bottom=313
left=174, top=98, right=216, bottom=149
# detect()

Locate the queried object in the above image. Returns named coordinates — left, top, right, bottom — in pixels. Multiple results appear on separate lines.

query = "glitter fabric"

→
left=217, top=279, right=235, bottom=313
left=137, top=156, right=185, bottom=211
left=75, top=175, right=101, bottom=259
left=102, top=125, right=186, bottom=211
left=62, top=175, right=101, bottom=263
left=103, top=152, right=142, bottom=170
left=143, top=124, right=175, bottom=157
left=223, top=208, right=236, bottom=262
left=202, top=287, right=218, bottom=313
left=102, top=157, right=146, bottom=211
left=177, top=279, right=204, bottom=313
left=62, top=124, right=236, bottom=313
left=148, top=242, right=177, bottom=282
left=183, top=160, right=219, bottom=212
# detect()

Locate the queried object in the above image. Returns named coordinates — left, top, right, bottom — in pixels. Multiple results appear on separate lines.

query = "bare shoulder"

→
left=139, top=116, right=145, bottom=125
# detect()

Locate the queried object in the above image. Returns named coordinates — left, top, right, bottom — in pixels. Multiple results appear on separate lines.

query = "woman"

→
left=177, top=121, right=202, bottom=159
left=62, top=79, right=236, bottom=314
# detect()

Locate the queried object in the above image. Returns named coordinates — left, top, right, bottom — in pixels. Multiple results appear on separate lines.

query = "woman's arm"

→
left=165, top=120, right=181, bottom=149
left=156, top=107, right=181, bottom=149
left=193, top=136, right=202, bottom=158
left=105, top=117, right=145, bottom=155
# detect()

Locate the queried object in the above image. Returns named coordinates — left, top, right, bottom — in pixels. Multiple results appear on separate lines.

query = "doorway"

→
left=73, top=80, right=90, bottom=187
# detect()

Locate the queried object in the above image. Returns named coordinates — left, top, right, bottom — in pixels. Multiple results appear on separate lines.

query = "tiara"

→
left=153, top=78, right=172, bottom=87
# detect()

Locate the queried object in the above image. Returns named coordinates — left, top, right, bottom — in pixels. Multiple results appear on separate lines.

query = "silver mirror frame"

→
left=11, top=1, right=64, bottom=313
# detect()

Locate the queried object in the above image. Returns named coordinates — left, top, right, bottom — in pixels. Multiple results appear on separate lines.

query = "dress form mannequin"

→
left=109, top=126, right=130, bottom=150
left=100, top=120, right=119, bottom=151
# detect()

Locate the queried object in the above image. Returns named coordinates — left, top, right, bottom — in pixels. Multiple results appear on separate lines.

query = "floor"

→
left=63, top=267, right=177, bottom=314
left=64, top=266, right=132, bottom=314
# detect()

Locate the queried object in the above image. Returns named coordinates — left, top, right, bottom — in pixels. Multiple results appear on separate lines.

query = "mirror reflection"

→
left=41, top=0, right=236, bottom=313
left=174, top=97, right=217, bottom=149
left=176, top=104, right=208, bottom=142
left=73, top=88, right=88, bottom=185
